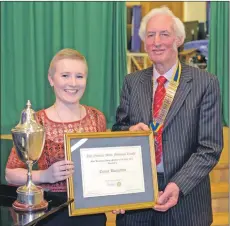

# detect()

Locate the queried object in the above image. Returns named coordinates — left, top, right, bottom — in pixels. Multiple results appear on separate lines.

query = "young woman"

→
left=5, top=48, right=107, bottom=226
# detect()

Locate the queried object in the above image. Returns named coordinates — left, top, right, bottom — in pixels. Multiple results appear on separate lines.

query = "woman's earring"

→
left=50, top=85, right=54, bottom=92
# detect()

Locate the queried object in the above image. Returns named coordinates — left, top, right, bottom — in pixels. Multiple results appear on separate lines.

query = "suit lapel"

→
left=137, top=63, right=192, bottom=128
left=138, top=67, right=153, bottom=124
left=163, top=63, right=193, bottom=130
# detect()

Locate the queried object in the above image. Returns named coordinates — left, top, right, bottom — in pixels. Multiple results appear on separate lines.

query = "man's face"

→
left=145, top=14, right=180, bottom=65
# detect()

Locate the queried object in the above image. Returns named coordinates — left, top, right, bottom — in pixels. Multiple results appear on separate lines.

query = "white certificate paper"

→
left=80, top=146, right=145, bottom=198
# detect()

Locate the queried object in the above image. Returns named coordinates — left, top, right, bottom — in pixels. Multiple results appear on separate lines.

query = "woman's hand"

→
left=41, top=160, right=74, bottom=183
left=112, top=209, right=125, bottom=215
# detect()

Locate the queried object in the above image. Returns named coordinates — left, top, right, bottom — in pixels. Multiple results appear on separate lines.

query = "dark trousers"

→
left=116, top=173, right=177, bottom=226
left=36, top=192, right=106, bottom=226
left=36, top=208, right=106, bottom=226
left=38, top=208, right=106, bottom=226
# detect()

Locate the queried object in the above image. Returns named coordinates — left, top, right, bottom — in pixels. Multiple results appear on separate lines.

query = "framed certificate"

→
left=64, top=131, right=158, bottom=216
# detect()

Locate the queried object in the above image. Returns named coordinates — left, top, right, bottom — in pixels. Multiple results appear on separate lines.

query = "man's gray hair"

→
left=139, top=6, right=186, bottom=42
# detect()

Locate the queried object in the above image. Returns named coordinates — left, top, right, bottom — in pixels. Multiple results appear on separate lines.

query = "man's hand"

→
left=154, top=182, right=180, bottom=212
left=129, top=123, right=150, bottom=131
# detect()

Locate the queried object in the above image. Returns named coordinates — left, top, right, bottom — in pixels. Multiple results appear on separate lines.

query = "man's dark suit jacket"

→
left=112, top=63, right=223, bottom=226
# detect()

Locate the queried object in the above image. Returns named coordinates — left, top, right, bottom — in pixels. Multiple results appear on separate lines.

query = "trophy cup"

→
left=11, top=100, right=48, bottom=211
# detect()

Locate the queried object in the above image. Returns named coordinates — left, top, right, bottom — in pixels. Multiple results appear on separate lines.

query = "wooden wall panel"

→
left=140, top=2, right=184, bottom=21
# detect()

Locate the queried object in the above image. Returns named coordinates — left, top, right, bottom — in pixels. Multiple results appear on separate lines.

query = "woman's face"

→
left=48, top=58, right=87, bottom=105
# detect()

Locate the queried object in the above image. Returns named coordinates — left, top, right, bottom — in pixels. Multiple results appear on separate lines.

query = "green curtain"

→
left=0, top=2, right=127, bottom=184
left=208, top=2, right=229, bottom=126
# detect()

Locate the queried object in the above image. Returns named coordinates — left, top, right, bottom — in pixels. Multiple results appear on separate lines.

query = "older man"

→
left=112, top=7, right=223, bottom=226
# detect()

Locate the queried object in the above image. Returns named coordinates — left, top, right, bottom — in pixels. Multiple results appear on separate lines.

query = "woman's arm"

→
left=6, top=160, right=74, bottom=185
left=5, top=168, right=45, bottom=185
left=5, top=147, right=45, bottom=185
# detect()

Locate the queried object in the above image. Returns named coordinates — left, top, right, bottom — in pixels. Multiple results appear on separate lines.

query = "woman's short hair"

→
left=48, top=48, right=88, bottom=76
left=139, top=6, right=186, bottom=42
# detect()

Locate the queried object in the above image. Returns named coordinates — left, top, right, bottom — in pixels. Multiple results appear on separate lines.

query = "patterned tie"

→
left=153, top=76, right=167, bottom=165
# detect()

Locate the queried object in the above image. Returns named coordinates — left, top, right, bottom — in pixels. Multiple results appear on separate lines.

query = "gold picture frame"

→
left=64, top=130, right=158, bottom=216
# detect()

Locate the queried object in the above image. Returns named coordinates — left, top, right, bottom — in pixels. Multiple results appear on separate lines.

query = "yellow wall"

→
left=126, top=1, right=207, bottom=22
left=184, top=2, right=206, bottom=22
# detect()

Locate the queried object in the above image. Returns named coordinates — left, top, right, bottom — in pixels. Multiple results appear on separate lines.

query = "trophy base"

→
left=12, top=199, right=48, bottom=212
left=12, top=185, right=48, bottom=212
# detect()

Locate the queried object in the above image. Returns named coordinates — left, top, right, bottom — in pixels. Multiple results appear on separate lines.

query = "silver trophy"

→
left=11, top=100, right=48, bottom=211
left=11, top=208, right=45, bottom=225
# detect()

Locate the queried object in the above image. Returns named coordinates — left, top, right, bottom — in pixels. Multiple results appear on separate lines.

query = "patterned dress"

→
left=6, top=105, right=107, bottom=192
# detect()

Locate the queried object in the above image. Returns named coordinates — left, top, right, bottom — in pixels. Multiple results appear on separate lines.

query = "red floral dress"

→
left=6, top=105, right=106, bottom=192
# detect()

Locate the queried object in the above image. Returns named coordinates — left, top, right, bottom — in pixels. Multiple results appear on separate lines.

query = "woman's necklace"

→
left=54, top=104, right=84, bottom=133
